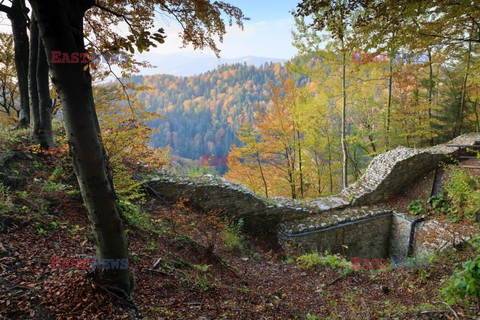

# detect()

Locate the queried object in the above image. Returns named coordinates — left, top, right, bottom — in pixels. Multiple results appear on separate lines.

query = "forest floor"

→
left=0, top=133, right=479, bottom=320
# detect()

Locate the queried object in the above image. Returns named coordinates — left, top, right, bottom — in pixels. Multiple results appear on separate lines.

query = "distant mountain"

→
left=137, top=52, right=286, bottom=76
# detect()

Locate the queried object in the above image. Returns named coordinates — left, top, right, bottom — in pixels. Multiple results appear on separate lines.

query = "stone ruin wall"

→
left=146, top=133, right=480, bottom=257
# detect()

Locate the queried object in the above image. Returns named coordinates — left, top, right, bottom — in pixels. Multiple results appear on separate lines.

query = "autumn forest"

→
left=0, top=0, right=480, bottom=319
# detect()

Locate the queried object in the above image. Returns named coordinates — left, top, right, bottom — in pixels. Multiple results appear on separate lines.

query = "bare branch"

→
left=93, top=2, right=133, bottom=29
left=156, top=3, right=185, bottom=31
left=84, top=32, right=137, bottom=119
left=0, top=4, right=13, bottom=15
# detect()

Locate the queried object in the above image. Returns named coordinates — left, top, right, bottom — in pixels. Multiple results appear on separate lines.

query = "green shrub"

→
left=0, top=182, right=10, bottom=197
left=222, top=220, right=245, bottom=253
left=444, top=166, right=480, bottom=220
left=442, top=237, right=480, bottom=304
left=193, top=264, right=211, bottom=272
left=429, top=194, right=451, bottom=215
left=305, top=314, right=319, bottom=320
left=116, top=197, right=152, bottom=230
left=0, top=127, right=29, bottom=149
left=196, top=276, right=210, bottom=291
left=40, top=180, right=69, bottom=193
left=296, top=253, right=324, bottom=269
left=187, top=166, right=218, bottom=178
left=296, top=253, right=351, bottom=271
left=408, top=200, right=427, bottom=215
left=442, top=255, right=480, bottom=304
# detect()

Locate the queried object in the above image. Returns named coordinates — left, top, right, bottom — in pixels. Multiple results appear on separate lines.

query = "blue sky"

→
left=149, top=0, right=300, bottom=59
left=229, top=0, right=299, bottom=22
left=0, top=1, right=300, bottom=60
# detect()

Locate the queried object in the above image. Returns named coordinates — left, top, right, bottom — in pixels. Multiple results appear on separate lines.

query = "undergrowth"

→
left=296, top=253, right=352, bottom=275
left=442, top=237, right=480, bottom=307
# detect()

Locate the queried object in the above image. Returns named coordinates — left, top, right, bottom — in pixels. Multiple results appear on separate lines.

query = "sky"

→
left=220, top=0, right=299, bottom=59
left=147, top=0, right=300, bottom=59
left=0, top=0, right=300, bottom=61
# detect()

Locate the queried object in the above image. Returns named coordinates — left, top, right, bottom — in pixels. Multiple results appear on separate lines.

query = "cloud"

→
left=146, top=18, right=297, bottom=60
left=0, top=11, right=297, bottom=61
left=218, top=19, right=296, bottom=59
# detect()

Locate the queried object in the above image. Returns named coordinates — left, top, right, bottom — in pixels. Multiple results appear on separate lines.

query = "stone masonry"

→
left=146, top=133, right=480, bottom=256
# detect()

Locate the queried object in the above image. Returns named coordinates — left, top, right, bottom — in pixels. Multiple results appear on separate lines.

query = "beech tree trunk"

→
left=36, top=35, right=54, bottom=148
left=28, top=15, right=40, bottom=143
left=427, top=49, right=434, bottom=146
left=457, top=38, right=472, bottom=136
left=385, top=52, right=393, bottom=150
left=341, top=49, right=348, bottom=189
left=30, top=0, right=133, bottom=294
left=255, top=151, right=268, bottom=198
left=29, top=13, right=54, bottom=148
left=7, top=0, right=30, bottom=126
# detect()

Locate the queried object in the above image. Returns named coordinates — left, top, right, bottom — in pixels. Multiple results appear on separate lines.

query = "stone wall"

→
left=279, top=212, right=417, bottom=259
left=279, top=212, right=477, bottom=259
left=278, top=213, right=393, bottom=259
left=146, top=174, right=312, bottom=235
left=146, top=133, right=480, bottom=236
left=389, top=215, right=413, bottom=257
left=341, top=133, right=480, bottom=206
left=147, top=172, right=474, bottom=259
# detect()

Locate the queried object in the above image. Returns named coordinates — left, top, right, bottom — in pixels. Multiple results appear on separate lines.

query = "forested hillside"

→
left=131, top=43, right=480, bottom=199
left=129, top=63, right=287, bottom=168
left=2, top=0, right=480, bottom=319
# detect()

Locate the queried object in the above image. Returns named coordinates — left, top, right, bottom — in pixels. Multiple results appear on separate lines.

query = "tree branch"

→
left=93, top=3, right=133, bottom=30
left=84, top=33, right=137, bottom=119
left=0, top=4, right=13, bottom=15
left=156, top=3, right=185, bottom=31
left=417, top=31, right=480, bottom=44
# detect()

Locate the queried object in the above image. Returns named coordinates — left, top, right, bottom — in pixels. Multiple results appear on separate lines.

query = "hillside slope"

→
left=1, top=129, right=479, bottom=319
left=129, top=62, right=288, bottom=167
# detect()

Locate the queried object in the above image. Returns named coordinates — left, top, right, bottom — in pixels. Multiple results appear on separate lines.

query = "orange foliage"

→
left=94, top=83, right=169, bottom=194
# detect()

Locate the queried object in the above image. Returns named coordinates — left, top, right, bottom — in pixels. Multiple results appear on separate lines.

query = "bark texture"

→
left=29, top=13, right=54, bottom=148
left=30, top=0, right=133, bottom=294
left=8, top=0, right=30, bottom=126
left=28, top=15, right=40, bottom=142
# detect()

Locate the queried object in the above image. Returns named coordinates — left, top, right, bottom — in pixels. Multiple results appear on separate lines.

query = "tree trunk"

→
left=29, top=13, right=55, bottom=148
left=28, top=15, right=40, bottom=144
left=474, top=99, right=479, bottom=132
left=427, top=49, right=434, bottom=146
left=36, top=32, right=54, bottom=148
left=341, top=49, right=348, bottom=189
left=296, top=129, right=304, bottom=199
left=385, top=52, right=393, bottom=150
left=313, top=151, right=323, bottom=196
left=8, top=0, right=30, bottom=126
left=255, top=151, right=268, bottom=198
left=30, top=0, right=133, bottom=295
left=457, top=38, right=472, bottom=136
left=326, top=132, right=333, bottom=194
left=285, top=148, right=296, bottom=199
